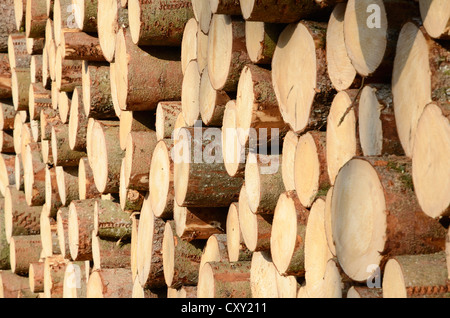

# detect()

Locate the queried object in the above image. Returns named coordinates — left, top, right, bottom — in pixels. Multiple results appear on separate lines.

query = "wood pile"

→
left=0, top=0, right=448, bottom=299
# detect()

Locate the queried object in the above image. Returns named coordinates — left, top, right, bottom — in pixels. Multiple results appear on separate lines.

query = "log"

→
left=244, top=152, right=284, bottom=214
left=28, top=82, right=51, bottom=120
left=47, top=40, right=56, bottom=81
left=40, top=204, right=61, bottom=257
left=149, top=139, right=174, bottom=219
left=51, top=123, right=87, bottom=166
left=128, top=0, right=194, bottom=46
left=272, top=21, right=334, bottom=134
left=78, top=157, right=101, bottom=200
left=72, top=0, right=98, bottom=33
left=14, top=154, right=24, bottom=191
left=197, top=261, right=252, bottom=298
left=238, top=185, right=273, bottom=252
left=383, top=252, right=450, bottom=298
left=326, top=90, right=361, bottom=185
left=240, top=0, right=336, bottom=23
left=43, top=166, right=63, bottom=218
left=119, top=166, right=144, bottom=212
left=245, top=21, right=283, bottom=65
left=412, top=103, right=450, bottom=219
left=210, top=0, right=241, bottom=15
left=0, top=197, right=10, bottom=270
left=358, top=84, right=404, bottom=156
left=0, top=154, right=16, bottom=196
left=53, top=0, right=80, bottom=47
left=41, top=40, right=52, bottom=89
left=192, top=0, right=211, bottom=34
left=419, top=0, right=450, bottom=40
left=135, top=194, right=166, bottom=289
left=9, top=234, right=41, bottom=275
left=13, top=113, right=25, bottom=154
left=155, top=101, right=182, bottom=141
left=0, top=101, right=16, bottom=130
left=13, top=0, right=26, bottom=30
left=26, top=37, right=44, bottom=56
left=55, top=207, right=70, bottom=260
left=207, top=15, right=250, bottom=92
left=324, top=186, right=335, bottom=257
left=8, top=33, right=30, bottom=69
left=86, top=268, right=133, bottom=298
left=123, top=130, right=158, bottom=190
left=89, top=120, right=123, bottom=193
left=162, top=221, right=204, bottom=289
left=270, top=191, right=309, bottom=276
left=25, top=0, right=48, bottom=38
left=11, top=67, right=31, bottom=111
left=173, top=204, right=228, bottom=241
left=130, top=212, right=138, bottom=280
left=173, top=126, right=244, bottom=207
left=181, top=59, right=201, bottom=127
left=326, top=2, right=359, bottom=92
left=4, top=186, right=41, bottom=242
left=40, top=107, right=61, bottom=141
left=181, top=18, right=197, bottom=76
left=303, top=197, right=333, bottom=296
left=55, top=166, right=79, bottom=206
left=199, top=234, right=229, bottom=270
left=226, top=202, right=252, bottom=263
left=347, top=286, right=383, bottom=298
left=68, top=198, right=100, bottom=261
left=119, top=110, right=155, bottom=150
left=0, top=131, right=14, bottom=154
left=43, top=254, right=69, bottom=298
left=92, top=234, right=131, bottom=270
left=331, top=156, right=447, bottom=282
left=199, top=67, right=231, bottom=127
left=29, top=261, right=45, bottom=293
left=392, top=22, right=449, bottom=157
left=294, top=131, right=330, bottom=208
left=57, top=90, right=71, bottom=123
left=320, top=258, right=353, bottom=298
left=0, top=53, right=12, bottom=99
left=0, top=0, right=17, bottom=52
left=196, top=22, right=208, bottom=74
left=276, top=272, right=300, bottom=298
left=343, top=0, right=419, bottom=79
left=68, top=86, right=87, bottom=151
left=93, top=199, right=132, bottom=240
left=55, top=46, right=83, bottom=92
left=62, top=260, right=91, bottom=298
left=82, top=61, right=115, bottom=119
left=114, top=28, right=183, bottom=111
left=221, top=100, right=246, bottom=178
left=60, top=29, right=105, bottom=61
left=97, top=0, right=128, bottom=62
left=0, top=270, right=38, bottom=298
left=249, top=250, right=279, bottom=298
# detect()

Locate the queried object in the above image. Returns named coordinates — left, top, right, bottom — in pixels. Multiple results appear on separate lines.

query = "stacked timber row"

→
left=0, top=0, right=449, bottom=299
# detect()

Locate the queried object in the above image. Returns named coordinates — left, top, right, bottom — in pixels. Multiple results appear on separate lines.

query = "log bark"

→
left=55, top=46, right=83, bottom=92
left=0, top=0, right=18, bottom=53
left=114, top=28, right=183, bottom=111
left=29, top=261, right=45, bottom=293
left=0, top=270, right=38, bottom=298
left=119, top=109, right=155, bottom=150
left=383, top=252, right=450, bottom=298
left=86, top=268, right=133, bottom=298
left=0, top=53, right=12, bottom=99
left=0, top=154, right=16, bottom=196
left=51, top=123, right=87, bottom=166
left=82, top=61, right=115, bottom=119
left=92, top=234, right=131, bottom=270
left=55, top=166, right=79, bottom=206
left=240, top=0, right=337, bottom=23
left=62, top=260, right=91, bottom=298
left=0, top=131, right=14, bottom=154
left=162, top=221, right=204, bottom=288
left=173, top=127, right=244, bottom=207
left=210, top=0, right=241, bottom=15
left=43, top=255, right=69, bottom=298
left=332, top=156, right=447, bottom=282
left=4, top=186, right=41, bottom=242
left=40, top=107, right=61, bottom=140
left=94, top=199, right=132, bottom=240
left=197, top=261, right=252, bottom=298
left=8, top=33, right=30, bottom=69
left=245, top=153, right=284, bottom=214
left=128, top=0, right=193, bottom=46
left=25, top=0, right=48, bottom=38
left=155, top=101, right=182, bottom=141
left=29, top=82, right=51, bottom=120
left=207, top=15, right=250, bottom=92
left=9, top=234, right=41, bottom=275
left=347, top=286, right=383, bottom=298
left=53, top=0, right=80, bottom=47
left=78, top=156, right=101, bottom=200
left=272, top=21, right=335, bottom=134
left=72, top=0, right=98, bottom=33
left=60, top=29, right=105, bottom=61
left=0, top=101, right=16, bottom=130
left=238, top=185, right=273, bottom=252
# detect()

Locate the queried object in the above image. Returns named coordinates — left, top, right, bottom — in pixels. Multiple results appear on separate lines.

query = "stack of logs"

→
left=0, top=0, right=449, bottom=298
